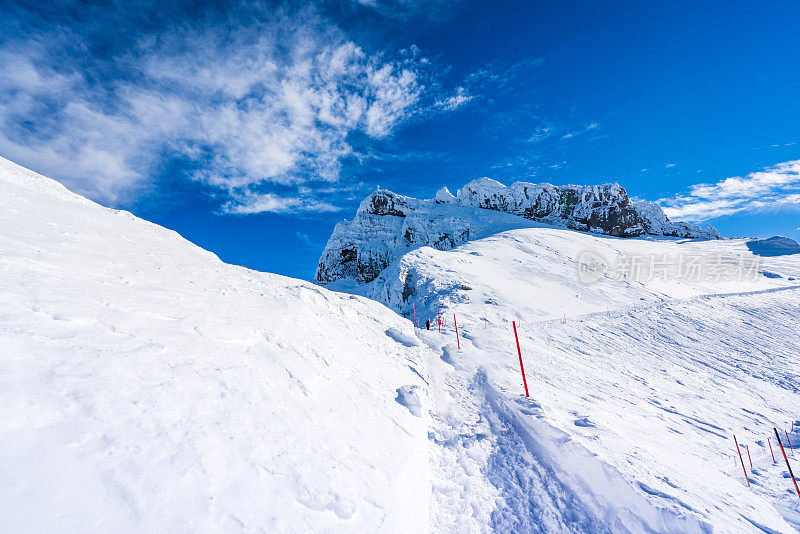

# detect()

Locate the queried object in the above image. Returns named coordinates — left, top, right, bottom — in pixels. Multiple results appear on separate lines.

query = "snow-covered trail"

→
left=359, top=222, right=800, bottom=532
left=415, top=282, right=800, bottom=533
left=516, top=290, right=800, bottom=531
left=531, top=283, right=800, bottom=330
left=422, top=349, right=712, bottom=533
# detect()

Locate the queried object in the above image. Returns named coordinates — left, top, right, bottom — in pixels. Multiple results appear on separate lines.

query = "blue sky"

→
left=2, top=0, right=799, bottom=280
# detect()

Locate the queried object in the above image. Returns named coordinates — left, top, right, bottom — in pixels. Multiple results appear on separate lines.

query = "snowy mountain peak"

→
left=357, top=188, right=420, bottom=216
left=316, top=178, right=720, bottom=284
left=434, top=186, right=456, bottom=204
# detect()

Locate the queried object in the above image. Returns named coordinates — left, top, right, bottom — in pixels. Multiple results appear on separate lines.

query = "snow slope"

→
left=0, top=157, right=432, bottom=532
left=4, top=152, right=800, bottom=533
left=367, top=225, right=800, bottom=318
left=364, top=225, right=800, bottom=532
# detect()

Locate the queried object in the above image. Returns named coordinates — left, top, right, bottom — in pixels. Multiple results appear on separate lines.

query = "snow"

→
left=386, top=326, right=421, bottom=347
left=435, top=187, right=456, bottom=204
left=4, top=153, right=800, bottom=532
left=362, top=224, right=800, bottom=532
left=396, top=385, right=425, bottom=417
left=747, top=236, right=800, bottom=257
left=0, top=156, right=432, bottom=532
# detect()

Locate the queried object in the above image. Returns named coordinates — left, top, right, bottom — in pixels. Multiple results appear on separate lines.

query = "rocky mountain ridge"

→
left=316, top=178, right=720, bottom=284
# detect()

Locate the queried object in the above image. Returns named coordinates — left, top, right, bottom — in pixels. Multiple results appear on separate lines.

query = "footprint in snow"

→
left=395, top=385, right=424, bottom=417
left=574, top=417, right=596, bottom=428
left=513, top=397, right=543, bottom=416
left=440, top=344, right=458, bottom=365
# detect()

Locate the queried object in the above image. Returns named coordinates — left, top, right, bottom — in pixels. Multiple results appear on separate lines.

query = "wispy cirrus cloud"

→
left=660, top=159, right=800, bottom=221
left=222, top=191, right=342, bottom=215
left=433, top=86, right=473, bottom=111
left=0, top=2, right=467, bottom=214
left=463, top=57, right=545, bottom=98
left=295, top=231, right=318, bottom=249
left=352, top=0, right=463, bottom=19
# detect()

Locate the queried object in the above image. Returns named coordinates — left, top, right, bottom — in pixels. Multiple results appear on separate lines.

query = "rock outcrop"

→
left=315, top=179, right=720, bottom=284
left=456, top=178, right=718, bottom=238
left=315, top=190, right=473, bottom=284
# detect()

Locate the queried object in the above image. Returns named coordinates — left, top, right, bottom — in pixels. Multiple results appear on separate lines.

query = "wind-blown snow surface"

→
left=358, top=225, right=800, bottom=532
left=0, top=157, right=432, bottom=532
left=4, top=153, right=800, bottom=533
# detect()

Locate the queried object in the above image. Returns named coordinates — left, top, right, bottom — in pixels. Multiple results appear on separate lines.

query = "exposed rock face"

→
left=456, top=178, right=719, bottom=238
left=459, top=179, right=642, bottom=236
left=316, top=179, right=720, bottom=284
left=315, top=191, right=472, bottom=284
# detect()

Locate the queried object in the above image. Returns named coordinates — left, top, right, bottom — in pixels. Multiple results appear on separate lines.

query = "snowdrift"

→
left=747, top=236, right=800, bottom=257
left=0, top=157, right=431, bottom=532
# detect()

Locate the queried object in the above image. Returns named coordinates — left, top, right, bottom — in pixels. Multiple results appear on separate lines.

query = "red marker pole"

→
left=746, top=445, right=753, bottom=469
left=437, top=309, right=441, bottom=333
left=775, top=428, right=800, bottom=500
left=512, top=321, right=530, bottom=398
left=453, top=314, right=460, bottom=349
left=413, top=303, right=418, bottom=329
left=734, top=435, right=749, bottom=487
left=787, top=430, right=795, bottom=457
left=769, top=438, right=776, bottom=464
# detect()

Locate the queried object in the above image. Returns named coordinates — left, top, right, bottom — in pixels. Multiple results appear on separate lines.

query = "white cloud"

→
left=464, top=57, right=545, bottom=94
left=433, top=86, right=472, bottom=111
left=221, top=190, right=343, bottom=215
left=552, top=122, right=600, bottom=142
left=352, top=0, right=461, bottom=18
left=295, top=232, right=316, bottom=248
left=660, top=160, right=800, bottom=220
left=0, top=6, right=460, bottom=212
